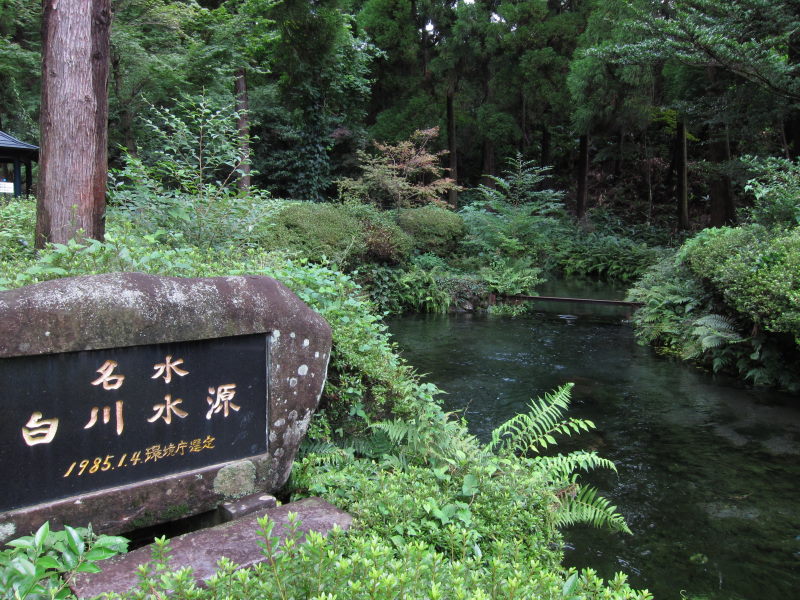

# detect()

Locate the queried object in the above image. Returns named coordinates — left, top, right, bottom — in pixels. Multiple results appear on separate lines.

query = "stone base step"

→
left=71, top=497, right=352, bottom=598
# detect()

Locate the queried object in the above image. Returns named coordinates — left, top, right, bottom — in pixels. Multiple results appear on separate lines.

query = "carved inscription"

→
left=1, top=334, right=269, bottom=512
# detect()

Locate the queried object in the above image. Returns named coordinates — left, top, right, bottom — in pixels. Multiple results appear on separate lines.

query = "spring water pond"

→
left=387, top=284, right=800, bottom=600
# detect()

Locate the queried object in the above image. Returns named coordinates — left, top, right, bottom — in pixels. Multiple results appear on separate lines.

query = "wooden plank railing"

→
left=501, top=294, right=643, bottom=308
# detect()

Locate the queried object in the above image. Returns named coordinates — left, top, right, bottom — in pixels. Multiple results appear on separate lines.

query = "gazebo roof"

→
left=0, top=130, right=39, bottom=161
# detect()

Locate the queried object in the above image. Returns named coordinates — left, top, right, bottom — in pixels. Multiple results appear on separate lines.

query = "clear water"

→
left=388, top=303, right=800, bottom=600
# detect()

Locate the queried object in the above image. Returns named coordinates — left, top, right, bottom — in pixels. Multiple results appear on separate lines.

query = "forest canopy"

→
left=2, top=0, right=800, bottom=229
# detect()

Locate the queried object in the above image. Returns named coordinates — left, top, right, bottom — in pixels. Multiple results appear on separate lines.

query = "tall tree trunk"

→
left=784, top=30, right=800, bottom=159
left=613, top=130, right=623, bottom=179
left=446, top=86, right=458, bottom=206
left=111, top=50, right=136, bottom=156
left=541, top=123, right=551, bottom=166
left=480, top=138, right=495, bottom=188
left=37, top=0, right=110, bottom=248
left=708, top=127, right=735, bottom=226
left=576, top=133, right=589, bottom=220
left=235, top=68, right=251, bottom=193
left=705, top=67, right=735, bottom=227
left=677, top=117, right=689, bottom=229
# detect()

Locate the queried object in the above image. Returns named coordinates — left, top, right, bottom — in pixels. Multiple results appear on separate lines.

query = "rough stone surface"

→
left=71, top=497, right=352, bottom=599
left=213, top=461, right=257, bottom=498
left=0, top=273, right=332, bottom=542
left=1, top=458, right=271, bottom=539
left=220, top=492, right=277, bottom=522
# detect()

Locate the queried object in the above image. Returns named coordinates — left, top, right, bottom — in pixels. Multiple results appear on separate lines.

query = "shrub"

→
left=336, top=127, right=458, bottom=209
left=0, top=196, right=35, bottom=262
left=0, top=522, right=126, bottom=599
left=743, top=157, right=800, bottom=228
left=395, top=205, right=465, bottom=256
left=557, top=232, right=665, bottom=282
left=629, top=249, right=800, bottom=391
left=110, top=517, right=651, bottom=600
left=679, top=225, right=800, bottom=343
left=268, top=202, right=367, bottom=267
left=266, top=202, right=413, bottom=269
left=340, top=202, right=413, bottom=265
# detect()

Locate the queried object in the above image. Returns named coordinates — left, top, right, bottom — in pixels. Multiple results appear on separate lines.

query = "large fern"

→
left=550, top=477, right=632, bottom=534
left=485, top=383, right=594, bottom=457
left=487, top=383, right=631, bottom=535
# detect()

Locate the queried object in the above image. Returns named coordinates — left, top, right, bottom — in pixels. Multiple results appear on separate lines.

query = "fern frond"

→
left=534, top=451, right=617, bottom=482
left=297, top=440, right=352, bottom=467
left=486, top=383, right=594, bottom=456
left=372, top=420, right=411, bottom=445
left=553, top=484, right=631, bottom=534
left=348, top=431, right=393, bottom=459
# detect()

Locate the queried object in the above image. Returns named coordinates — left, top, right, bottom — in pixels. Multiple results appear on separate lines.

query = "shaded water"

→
left=388, top=297, right=800, bottom=600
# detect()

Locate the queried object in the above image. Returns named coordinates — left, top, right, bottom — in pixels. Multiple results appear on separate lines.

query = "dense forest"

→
left=2, top=0, right=798, bottom=222
left=1, top=2, right=799, bottom=598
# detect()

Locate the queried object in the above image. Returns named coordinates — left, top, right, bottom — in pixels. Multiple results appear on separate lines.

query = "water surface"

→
left=388, top=308, right=800, bottom=600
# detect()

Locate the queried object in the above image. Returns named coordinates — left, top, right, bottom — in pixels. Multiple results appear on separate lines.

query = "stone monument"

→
left=0, top=272, right=332, bottom=543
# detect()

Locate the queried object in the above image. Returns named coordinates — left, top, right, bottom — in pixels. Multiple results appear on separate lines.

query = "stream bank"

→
left=389, top=298, right=800, bottom=600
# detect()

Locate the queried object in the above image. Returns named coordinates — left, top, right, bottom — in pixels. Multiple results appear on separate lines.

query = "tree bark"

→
left=541, top=124, right=551, bottom=166
left=111, top=49, right=137, bottom=156
left=704, top=67, right=735, bottom=227
left=576, top=133, right=589, bottom=220
left=708, top=127, right=735, bottom=226
left=677, top=117, right=689, bottom=230
left=235, top=68, right=251, bottom=193
left=37, top=0, right=111, bottom=248
left=446, top=86, right=458, bottom=206
left=480, top=138, right=495, bottom=188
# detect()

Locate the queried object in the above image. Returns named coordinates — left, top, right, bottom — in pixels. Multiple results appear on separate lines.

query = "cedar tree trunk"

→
left=446, top=87, right=458, bottom=206
left=677, top=117, right=689, bottom=229
left=235, top=68, right=251, bottom=193
left=37, top=0, right=111, bottom=248
left=576, top=133, right=589, bottom=220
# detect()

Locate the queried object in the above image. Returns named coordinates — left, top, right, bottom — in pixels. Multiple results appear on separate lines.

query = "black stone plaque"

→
left=0, top=334, right=269, bottom=513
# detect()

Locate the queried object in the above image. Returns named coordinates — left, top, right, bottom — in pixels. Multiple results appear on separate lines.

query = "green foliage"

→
left=395, top=205, right=465, bottom=257
left=487, top=384, right=594, bottom=456
left=267, top=202, right=412, bottom=269
left=0, top=198, right=35, bottom=262
left=459, top=196, right=568, bottom=267
left=479, top=257, right=542, bottom=296
left=358, top=265, right=452, bottom=315
left=557, top=233, right=666, bottom=282
left=627, top=256, right=709, bottom=353
left=478, top=154, right=565, bottom=209
left=108, top=514, right=650, bottom=600
left=629, top=241, right=800, bottom=391
left=678, top=225, right=800, bottom=342
left=0, top=522, right=126, bottom=600
left=743, top=157, right=800, bottom=227
left=131, top=93, right=250, bottom=195
left=297, top=383, right=631, bottom=559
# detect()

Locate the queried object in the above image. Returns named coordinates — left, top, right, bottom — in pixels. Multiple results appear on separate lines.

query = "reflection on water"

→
left=388, top=310, right=800, bottom=600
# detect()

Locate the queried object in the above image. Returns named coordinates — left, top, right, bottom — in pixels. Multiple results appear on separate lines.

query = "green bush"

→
left=679, top=226, right=800, bottom=343
left=557, top=232, right=665, bottom=282
left=268, top=202, right=367, bottom=266
left=0, top=197, right=35, bottom=262
left=267, top=202, right=412, bottom=269
left=629, top=248, right=800, bottom=391
left=109, top=517, right=650, bottom=600
left=743, top=157, right=800, bottom=227
left=395, top=205, right=465, bottom=256
left=0, top=522, right=126, bottom=600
